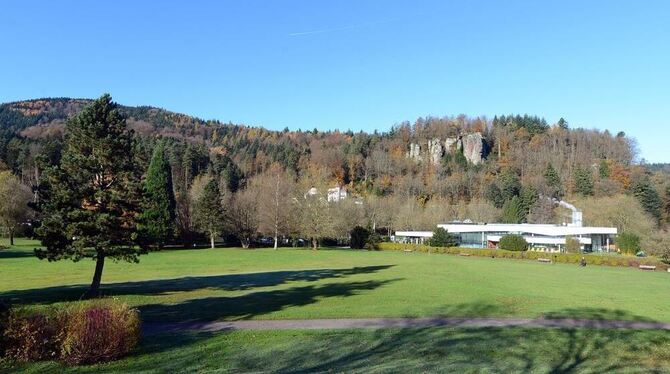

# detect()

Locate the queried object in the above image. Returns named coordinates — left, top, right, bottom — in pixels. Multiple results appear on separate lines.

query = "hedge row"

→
left=378, top=242, right=670, bottom=271
left=1, top=299, right=139, bottom=365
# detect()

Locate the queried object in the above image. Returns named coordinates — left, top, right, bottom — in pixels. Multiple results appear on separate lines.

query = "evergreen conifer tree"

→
left=192, top=176, right=225, bottom=248
left=632, top=178, right=663, bottom=225
left=138, top=141, right=176, bottom=248
left=501, top=196, right=525, bottom=224
left=35, top=94, right=142, bottom=298
left=573, top=167, right=594, bottom=196
left=543, top=164, right=562, bottom=198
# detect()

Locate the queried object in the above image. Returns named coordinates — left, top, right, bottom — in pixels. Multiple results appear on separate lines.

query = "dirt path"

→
left=143, top=317, right=670, bottom=335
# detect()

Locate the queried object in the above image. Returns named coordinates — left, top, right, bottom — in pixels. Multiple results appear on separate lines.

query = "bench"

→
left=639, top=265, right=656, bottom=271
left=538, top=258, right=552, bottom=263
left=458, top=253, right=471, bottom=257
left=403, top=249, right=413, bottom=253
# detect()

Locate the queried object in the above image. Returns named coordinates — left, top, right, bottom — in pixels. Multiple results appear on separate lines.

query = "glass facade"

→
left=457, top=232, right=487, bottom=248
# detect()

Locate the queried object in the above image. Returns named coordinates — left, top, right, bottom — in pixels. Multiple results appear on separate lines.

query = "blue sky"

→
left=2, top=0, right=669, bottom=162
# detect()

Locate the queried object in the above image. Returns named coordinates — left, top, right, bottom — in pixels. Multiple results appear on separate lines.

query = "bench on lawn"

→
left=538, top=258, right=552, bottom=263
left=403, top=249, right=413, bottom=253
left=458, top=253, right=471, bottom=257
left=639, top=265, right=656, bottom=271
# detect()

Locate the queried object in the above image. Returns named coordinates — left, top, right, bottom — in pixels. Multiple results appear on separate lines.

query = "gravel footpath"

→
left=142, top=317, right=670, bottom=335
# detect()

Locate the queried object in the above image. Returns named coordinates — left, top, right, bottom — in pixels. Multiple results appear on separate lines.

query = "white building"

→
left=327, top=186, right=348, bottom=202
left=394, top=222, right=617, bottom=253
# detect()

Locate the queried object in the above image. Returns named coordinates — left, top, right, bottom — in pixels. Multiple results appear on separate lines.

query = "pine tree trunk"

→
left=9, top=229, right=14, bottom=246
left=84, top=255, right=105, bottom=299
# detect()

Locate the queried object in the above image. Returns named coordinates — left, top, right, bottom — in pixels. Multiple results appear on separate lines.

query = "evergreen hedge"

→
left=378, top=243, right=669, bottom=271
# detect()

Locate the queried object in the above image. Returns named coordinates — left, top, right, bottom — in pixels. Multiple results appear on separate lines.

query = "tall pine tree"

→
left=192, top=175, right=225, bottom=248
left=35, top=94, right=142, bottom=298
left=501, top=196, right=525, bottom=224
left=499, top=169, right=521, bottom=202
left=138, top=141, right=176, bottom=248
left=543, top=164, right=562, bottom=198
left=632, top=178, right=663, bottom=225
left=573, top=167, right=594, bottom=196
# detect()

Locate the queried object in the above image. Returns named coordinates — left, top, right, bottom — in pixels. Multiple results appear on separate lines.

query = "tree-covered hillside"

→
left=1, top=96, right=668, bottom=256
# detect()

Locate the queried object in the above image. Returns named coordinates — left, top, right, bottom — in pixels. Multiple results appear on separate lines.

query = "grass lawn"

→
left=3, top=238, right=670, bottom=372
left=6, top=328, right=670, bottom=373
left=2, top=238, right=670, bottom=323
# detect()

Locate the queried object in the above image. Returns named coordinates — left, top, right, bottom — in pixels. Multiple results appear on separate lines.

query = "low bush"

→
left=499, top=235, right=528, bottom=251
left=618, top=232, right=641, bottom=255
left=3, top=309, right=59, bottom=362
left=59, top=300, right=140, bottom=365
left=377, top=243, right=669, bottom=271
left=0, top=300, right=10, bottom=357
left=60, top=300, right=140, bottom=365
left=1, top=299, right=140, bottom=365
left=365, top=231, right=382, bottom=250
left=428, top=228, right=458, bottom=247
left=349, top=226, right=370, bottom=249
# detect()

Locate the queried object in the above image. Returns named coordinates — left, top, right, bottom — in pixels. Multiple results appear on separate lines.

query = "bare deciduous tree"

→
left=226, top=185, right=260, bottom=249
left=254, top=165, right=297, bottom=249
left=0, top=171, right=32, bottom=245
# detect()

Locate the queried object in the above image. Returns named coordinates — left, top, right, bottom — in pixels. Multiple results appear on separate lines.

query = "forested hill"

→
left=0, top=97, right=638, bottom=183
left=1, top=97, right=668, bottom=255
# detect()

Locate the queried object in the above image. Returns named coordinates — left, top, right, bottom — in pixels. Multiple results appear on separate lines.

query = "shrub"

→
left=58, top=300, right=140, bottom=365
left=499, top=235, right=528, bottom=251
left=565, top=236, right=581, bottom=253
left=617, top=232, right=641, bottom=255
left=428, top=227, right=458, bottom=247
left=0, top=299, right=10, bottom=357
left=3, top=309, right=60, bottom=362
left=364, top=231, right=382, bottom=250
left=1, top=299, right=139, bottom=365
left=349, top=226, right=370, bottom=249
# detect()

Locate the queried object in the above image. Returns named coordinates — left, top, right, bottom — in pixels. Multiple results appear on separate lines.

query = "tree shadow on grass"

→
left=0, top=249, right=35, bottom=259
left=139, top=278, right=401, bottom=323
left=92, top=304, right=670, bottom=373
left=0, top=265, right=395, bottom=305
left=265, top=304, right=670, bottom=373
left=542, top=307, right=657, bottom=323
left=273, top=325, right=670, bottom=373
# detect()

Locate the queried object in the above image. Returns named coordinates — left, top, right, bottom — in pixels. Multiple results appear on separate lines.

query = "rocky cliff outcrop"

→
left=461, top=133, right=485, bottom=165
left=427, top=138, right=443, bottom=165
left=445, top=137, right=461, bottom=152
left=406, top=132, right=487, bottom=165
left=406, top=143, right=422, bottom=161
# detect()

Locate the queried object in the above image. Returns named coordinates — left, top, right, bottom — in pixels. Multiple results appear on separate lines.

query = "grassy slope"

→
left=7, top=328, right=670, bottom=373
left=2, top=239, right=670, bottom=323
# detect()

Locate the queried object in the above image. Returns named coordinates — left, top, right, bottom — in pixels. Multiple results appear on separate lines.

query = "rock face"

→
left=445, top=137, right=461, bottom=152
left=461, top=133, right=485, bottom=165
left=427, top=138, right=443, bottom=165
left=406, top=133, right=487, bottom=165
left=406, top=143, right=422, bottom=161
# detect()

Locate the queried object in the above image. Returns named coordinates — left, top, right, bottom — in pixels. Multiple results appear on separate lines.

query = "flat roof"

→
left=395, top=223, right=617, bottom=238
left=437, top=223, right=617, bottom=236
